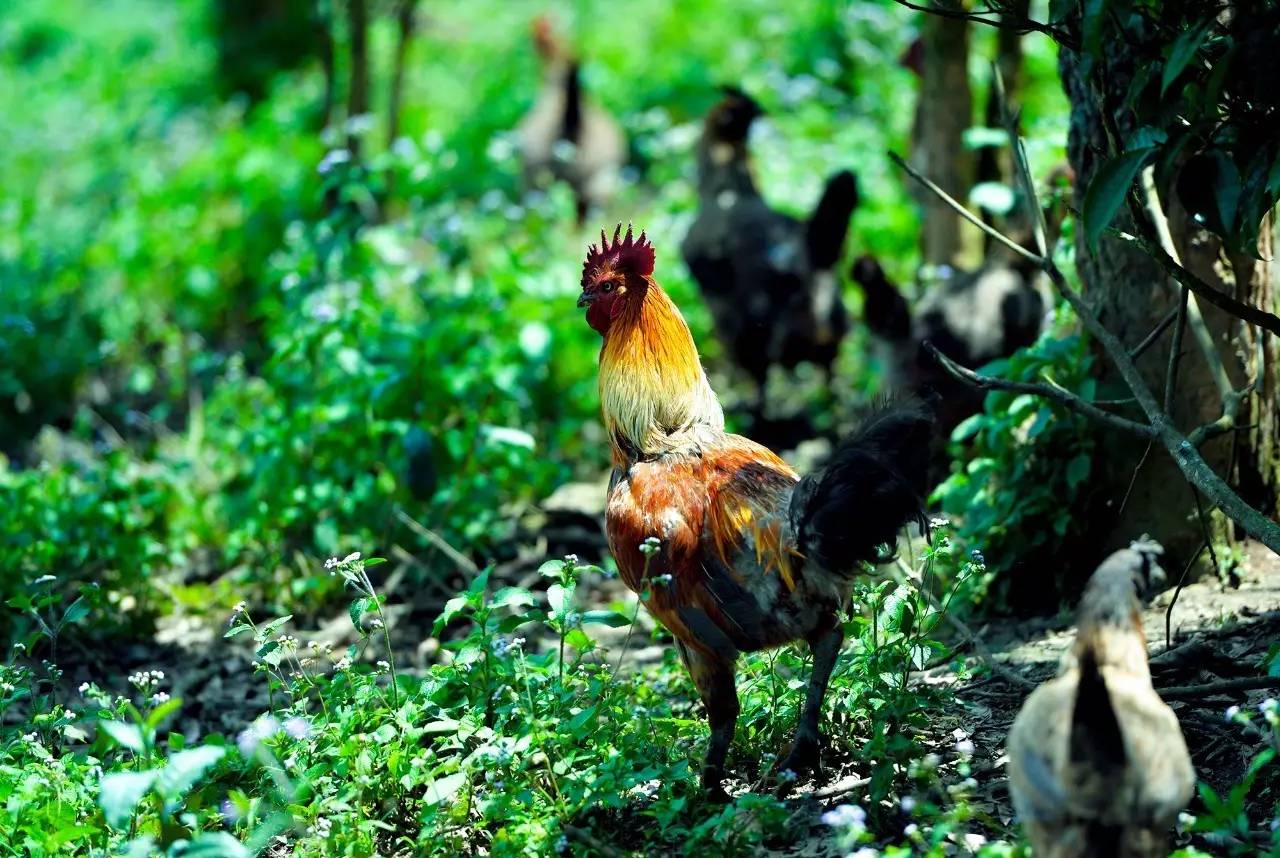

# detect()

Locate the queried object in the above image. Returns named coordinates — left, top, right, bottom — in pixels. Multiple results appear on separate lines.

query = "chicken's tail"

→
left=806, top=170, right=859, bottom=271
left=787, top=401, right=932, bottom=574
left=1070, top=647, right=1127, bottom=777
left=850, top=254, right=912, bottom=342
left=560, top=61, right=583, bottom=143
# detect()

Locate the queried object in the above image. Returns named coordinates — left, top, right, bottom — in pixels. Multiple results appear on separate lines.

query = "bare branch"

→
left=890, top=0, right=1078, bottom=49
left=1129, top=307, right=1180, bottom=360
left=889, top=151, right=1040, bottom=265
left=923, top=342, right=1155, bottom=438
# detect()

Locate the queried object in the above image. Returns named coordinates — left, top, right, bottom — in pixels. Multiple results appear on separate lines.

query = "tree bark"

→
left=346, top=0, right=369, bottom=156
left=911, top=14, right=974, bottom=268
left=1058, top=45, right=1278, bottom=571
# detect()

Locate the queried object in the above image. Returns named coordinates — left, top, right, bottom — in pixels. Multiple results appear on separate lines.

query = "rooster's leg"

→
left=779, top=614, right=843, bottom=780
left=676, top=639, right=738, bottom=800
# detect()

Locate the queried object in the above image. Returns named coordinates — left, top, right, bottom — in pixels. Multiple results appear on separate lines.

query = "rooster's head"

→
left=578, top=224, right=654, bottom=335
left=706, top=86, right=764, bottom=144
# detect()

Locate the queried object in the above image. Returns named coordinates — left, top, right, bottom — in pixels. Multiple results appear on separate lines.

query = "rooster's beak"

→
left=576, top=292, right=595, bottom=308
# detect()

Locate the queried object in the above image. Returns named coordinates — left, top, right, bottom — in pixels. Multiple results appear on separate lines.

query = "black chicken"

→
left=681, top=88, right=858, bottom=433
left=851, top=252, right=1048, bottom=437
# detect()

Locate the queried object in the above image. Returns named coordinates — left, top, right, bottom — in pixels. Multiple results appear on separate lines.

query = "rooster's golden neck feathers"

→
left=597, top=277, right=723, bottom=461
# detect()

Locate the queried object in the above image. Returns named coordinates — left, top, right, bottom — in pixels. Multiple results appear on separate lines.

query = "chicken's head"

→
left=706, top=86, right=763, bottom=144
left=578, top=224, right=654, bottom=335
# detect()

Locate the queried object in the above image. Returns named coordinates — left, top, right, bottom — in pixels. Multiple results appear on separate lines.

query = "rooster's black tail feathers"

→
left=805, top=170, right=859, bottom=271
left=788, top=401, right=932, bottom=574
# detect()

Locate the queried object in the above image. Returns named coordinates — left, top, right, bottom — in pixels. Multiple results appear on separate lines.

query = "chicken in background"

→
left=681, top=88, right=859, bottom=437
left=850, top=249, right=1048, bottom=437
left=1007, top=541, right=1194, bottom=857
left=578, top=225, right=931, bottom=798
left=516, top=17, right=625, bottom=223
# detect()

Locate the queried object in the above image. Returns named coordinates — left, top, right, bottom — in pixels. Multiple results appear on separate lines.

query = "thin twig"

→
left=889, top=152, right=1041, bottom=265
left=1129, top=307, right=1180, bottom=360
left=1157, top=676, right=1279, bottom=701
left=1164, top=284, right=1190, bottom=413
left=923, top=342, right=1155, bottom=438
left=1130, top=232, right=1280, bottom=338
left=1117, top=441, right=1154, bottom=518
left=394, top=507, right=480, bottom=576
left=1139, top=169, right=1235, bottom=402
left=889, top=0, right=1078, bottom=49
left=1164, top=541, right=1206, bottom=650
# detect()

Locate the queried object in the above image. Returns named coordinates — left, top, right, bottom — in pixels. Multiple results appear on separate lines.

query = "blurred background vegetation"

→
left=1, top=0, right=1073, bottom=633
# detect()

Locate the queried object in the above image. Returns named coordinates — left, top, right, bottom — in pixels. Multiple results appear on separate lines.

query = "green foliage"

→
left=1072, top=0, right=1280, bottom=254
left=932, top=310, right=1099, bottom=604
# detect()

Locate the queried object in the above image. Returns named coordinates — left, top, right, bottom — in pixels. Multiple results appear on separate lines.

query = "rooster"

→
left=578, top=225, right=931, bottom=798
left=517, top=16, right=625, bottom=223
left=680, top=88, right=858, bottom=426
left=1007, top=541, right=1194, bottom=857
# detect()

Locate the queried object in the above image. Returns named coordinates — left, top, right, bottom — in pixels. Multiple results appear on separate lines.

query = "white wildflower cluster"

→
left=0, top=680, right=14, bottom=694
left=334, top=655, right=353, bottom=671
left=307, top=817, right=333, bottom=838
left=317, top=149, right=351, bottom=175
left=278, top=635, right=299, bottom=653
left=778, top=768, right=798, bottom=783
left=325, top=551, right=362, bottom=572
left=237, top=715, right=282, bottom=755
left=376, top=660, right=391, bottom=673
left=78, top=682, right=91, bottom=694
left=151, top=692, right=170, bottom=705
left=638, top=537, right=661, bottom=558
left=491, top=637, right=525, bottom=658
left=820, top=803, right=866, bottom=831
left=652, top=573, right=674, bottom=587
left=563, top=554, right=579, bottom=567
left=554, top=834, right=568, bottom=854
left=128, top=670, right=165, bottom=690
left=953, top=728, right=976, bottom=756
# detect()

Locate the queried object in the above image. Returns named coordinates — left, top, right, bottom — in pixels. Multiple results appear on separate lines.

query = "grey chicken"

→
left=1006, top=541, right=1195, bottom=858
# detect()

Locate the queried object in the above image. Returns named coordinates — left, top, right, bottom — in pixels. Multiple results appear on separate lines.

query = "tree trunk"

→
left=346, top=0, right=369, bottom=156
left=911, top=14, right=974, bottom=269
left=1059, top=46, right=1279, bottom=573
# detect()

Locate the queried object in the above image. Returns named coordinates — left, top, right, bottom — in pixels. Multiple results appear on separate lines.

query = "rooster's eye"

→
left=602, top=280, right=616, bottom=293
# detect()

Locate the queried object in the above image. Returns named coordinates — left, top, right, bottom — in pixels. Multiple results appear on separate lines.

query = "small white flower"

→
left=849, top=849, right=878, bottom=858
left=325, top=557, right=340, bottom=570
left=78, top=682, right=90, bottom=694
left=1260, top=698, right=1277, bottom=714
left=1178, top=811, right=1196, bottom=828
left=899, top=795, right=917, bottom=812
left=820, top=803, right=865, bottom=829
left=779, top=768, right=798, bottom=783
left=376, top=660, right=391, bottom=673
left=32, top=575, right=56, bottom=586
left=554, top=834, right=569, bottom=854
left=904, top=823, right=919, bottom=836
left=284, top=716, right=311, bottom=740
left=1225, top=705, right=1241, bottom=722
left=335, top=656, right=353, bottom=671
left=955, top=738, right=976, bottom=756
left=564, top=554, right=579, bottom=566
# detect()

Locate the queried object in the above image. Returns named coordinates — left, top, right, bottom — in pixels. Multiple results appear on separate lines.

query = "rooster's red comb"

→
left=582, top=224, right=655, bottom=288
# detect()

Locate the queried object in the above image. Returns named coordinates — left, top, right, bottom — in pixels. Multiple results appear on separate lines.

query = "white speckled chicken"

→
left=1007, top=541, right=1195, bottom=857
left=516, top=17, right=625, bottom=223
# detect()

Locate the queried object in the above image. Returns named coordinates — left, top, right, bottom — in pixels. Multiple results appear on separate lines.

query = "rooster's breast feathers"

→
left=606, top=436, right=832, bottom=655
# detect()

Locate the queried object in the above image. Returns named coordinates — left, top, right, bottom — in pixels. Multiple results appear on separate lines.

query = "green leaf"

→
left=581, top=609, right=633, bottom=628
left=490, top=587, right=536, bottom=610
left=1082, top=149, right=1151, bottom=251
left=422, top=719, right=461, bottom=735
left=433, top=595, right=469, bottom=636
left=61, top=595, right=90, bottom=626
left=547, top=583, right=574, bottom=618
left=564, top=628, right=594, bottom=651
left=179, top=833, right=251, bottom=858
left=349, top=597, right=371, bottom=629
left=156, top=745, right=225, bottom=800
left=224, top=623, right=253, bottom=639
left=1162, top=20, right=1212, bottom=95
left=537, top=559, right=566, bottom=580
left=1066, top=454, right=1091, bottom=489
left=100, top=720, right=147, bottom=754
left=146, top=697, right=183, bottom=731
left=100, top=770, right=157, bottom=828
left=423, top=772, right=468, bottom=806
left=255, top=615, right=293, bottom=642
